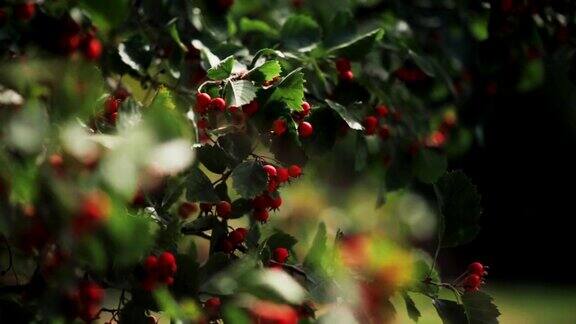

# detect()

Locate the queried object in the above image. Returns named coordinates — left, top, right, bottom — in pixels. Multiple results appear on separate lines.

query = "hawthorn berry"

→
left=229, top=228, right=248, bottom=245
left=216, top=201, right=232, bottom=218
left=272, top=119, right=287, bottom=136
left=464, top=274, right=481, bottom=291
left=340, top=70, right=354, bottom=81
left=158, top=251, right=177, bottom=275
left=375, top=105, right=389, bottom=118
left=205, top=297, right=222, bottom=315
left=252, top=195, right=269, bottom=210
left=14, top=2, right=36, bottom=21
left=268, top=178, right=279, bottom=192
left=336, top=57, right=351, bottom=73
left=468, top=262, right=485, bottom=276
left=425, top=131, right=446, bottom=148
left=105, top=97, right=120, bottom=114
left=253, top=208, right=269, bottom=222
left=298, top=121, right=313, bottom=138
left=301, top=101, right=311, bottom=116
left=273, top=247, right=289, bottom=263
left=200, top=203, right=213, bottom=213
left=59, top=34, right=82, bottom=54
left=83, top=37, right=102, bottom=61
left=73, top=192, right=110, bottom=235
left=263, top=164, right=278, bottom=178
left=195, top=92, right=211, bottom=114
left=268, top=195, right=282, bottom=210
left=379, top=124, right=390, bottom=140
left=288, top=165, right=302, bottom=178
left=178, top=202, right=197, bottom=219
left=243, top=101, right=259, bottom=117
left=210, top=97, right=226, bottom=112
left=276, top=167, right=290, bottom=183
left=363, top=116, right=378, bottom=135
left=221, top=239, right=235, bottom=253
left=49, top=154, right=64, bottom=171
left=144, top=255, right=158, bottom=272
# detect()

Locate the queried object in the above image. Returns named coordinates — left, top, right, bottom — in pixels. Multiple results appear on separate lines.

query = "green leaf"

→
left=224, top=80, right=258, bottom=107
left=281, top=15, right=322, bottom=52
left=436, top=171, right=482, bottom=248
left=434, top=299, right=467, bottom=324
left=167, top=19, right=188, bottom=52
left=197, top=144, right=229, bottom=174
left=79, top=0, right=129, bottom=32
left=409, top=50, right=436, bottom=77
left=264, top=230, right=298, bottom=252
left=462, top=292, right=501, bottom=324
left=186, top=167, right=220, bottom=203
left=403, top=293, right=422, bottom=322
left=268, top=69, right=305, bottom=111
left=223, top=306, right=251, bottom=324
left=406, top=256, right=440, bottom=298
left=355, top=134, right=368, bottom=172
left=248, top=60, right=282, bottom=85
left=414, top=149, right=447, bottom=184
left=303, top=222, right=327, bottom=270
left=207, top=56, right=235, bottom=80
left=324, top=11, right=356, bottom=49
left=230, top=198, right=253, bottom=219
left=240, top=18, right=279, bottom=38
left=181, top=215, right=217, bottom=235
left=325, top=99, right=363, bottom=130
left=231, top=160, right=268, bottom=199
left=117, top=36, right=153, bottom=74
left=218, top=133, right=253, bottom=164
left=327, top=29, right=382, bottom=60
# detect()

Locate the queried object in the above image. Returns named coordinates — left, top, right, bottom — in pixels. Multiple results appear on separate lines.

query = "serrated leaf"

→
left=186, top=167, right=220, bottom=203
left=207, top=56, right=235, bottom=80
left=231, top=161, right=268, bottom=199
left=324, top=11, right=356, bottom=48
left=79, top=0, right=129, bottom=32
left=406, top=256, right=440, bottom=297
left=197, top=144, right=229, bottom=174
left=327, top=29, right=382, bottom=59
left=403, top=293, right=422, bottom=322
left=224, top=80, right=258, bottom=107
left=264, top=230, right=298, bottom=251
left=240, top=18, right=279, bottom=38
left=462, top=292, right=500, bottom=324
left=325, top=99, right=363, bottom=130
left=414, top=149, right=447, bottom=184
left=248, top=60, right=282, bottom=84
left=436, top=171, right=482, bottom=248
left=281, top=15, right=322, bottom=52
left=229, top=198, right=253, bottom=219
left=218, top=133, right=253, bottom=165
left=434, top=299, right=467, bottom=324
left=268, top=69, right=305, bottom=111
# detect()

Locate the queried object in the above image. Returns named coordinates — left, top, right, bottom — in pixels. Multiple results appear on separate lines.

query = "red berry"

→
left=83, top=37, right=102, bottom=61
left=375, top=105, right=389, bottom=118
left=268, top=196, right=282, bottom=210
left=80, top=282, right=104, bottom=303
left=200, top=203, right=213, bottom=213
left=272, top=119, right=287, bottom=136
left=468, top=262, right=485, bottom=276
left=144, top=255, right=158, bottom=272
left=216, top=201, right=232, bottom=218
left=464, top=274, right=482, bottom=291
left=298, top=121, right=313, bottom=138
left=336, top=58, right=351, bottom=72
left=221, top=239, right=235, bottom=253
left=60, top=34, right=82, bottom=54
left=267, top=179, right=278, bottom=192
left=243, top=101, right=259, bottom=117
left=425, top=131, right=446, bottom=148
left=276, top=167, right=290, bottom=183
left=252, top=195, right=268, bottom=210
left=263, top=164, right=277, bottom=178
left=164, top=276, right=174, bottom=286
left=288, top=165, right=302, bottom=178
left=178, top=202, right=197, bottom=219
left=197, top=118, right=209, bottom=129
left=14, top=2, right=36, bottom=21
left=158, top=251, right=177, bottom=274
left=340, top=70, right=354, bottom=81
left=196, top=92, right=212, bottom=114
left=49, top=154, right=64, bottom=170
left=301, top=101, right=311, bottom=116
left=378, top=124, right=390, bottom=140
left=229, top=228, right=247, bottom=245
left=205, top=297, right=221, bottom=314
left=273, top=247, right=289, bottom=263
left=105, top=97, right=120, bottom=114
left=253, top=209, right=269, bottom=222
left=210, top=97, right=226, bottom=112
left=363, top=116, right=378, bottom=135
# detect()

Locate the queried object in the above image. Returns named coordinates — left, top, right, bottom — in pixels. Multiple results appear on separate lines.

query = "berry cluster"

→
left=0, top=2, right=36, bottom=23
left=272, top=102, right=314, bottom=138
left=251, top=164, right=301, bottom=223
left=463, top=261, right=488, bottom=292
left=363, top=104, right=392, bottom=139
left=336, top=57, right=354, bottom=81
left=221, top=227, right=248, bottom=253
left=64, top=281, right=104, bottom=322
left=141, top=252, right=178, bottom=291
